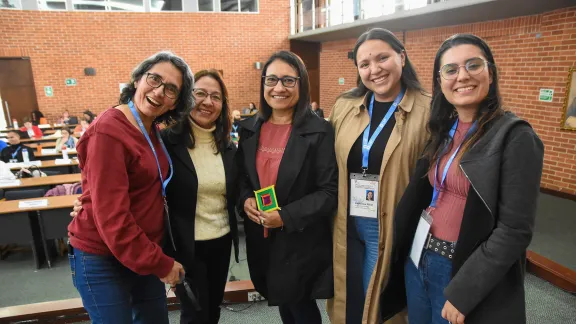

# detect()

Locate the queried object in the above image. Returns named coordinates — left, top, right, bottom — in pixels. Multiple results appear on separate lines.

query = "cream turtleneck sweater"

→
left=188, top=120, right=230, bottom=241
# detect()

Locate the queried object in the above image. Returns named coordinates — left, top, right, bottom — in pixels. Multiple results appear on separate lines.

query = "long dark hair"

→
left=424, top=34, right=504, bottom=163
left=119, top=51, right=195, bottom=126
left=169, top=69, right=231, bottom=153
left=259, top=51, right=311, bottom=127
left=343, top=28, right=423, bottom=99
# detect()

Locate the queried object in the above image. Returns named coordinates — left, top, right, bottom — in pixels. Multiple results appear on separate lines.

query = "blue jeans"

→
left=405, top=250, right=452, bottom=324
left=354, top=216, right=379, bottom=295
left=68, top=246, right=169, bottom=324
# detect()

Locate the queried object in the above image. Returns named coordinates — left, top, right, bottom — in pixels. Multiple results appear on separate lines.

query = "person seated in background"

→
left=248, top=102, right=258, bottom=114
left=31, top=109, right=45, bottom=126
left=74, top=118, right=91, bottom=136
left=55, top=127, right=78, bottom=152
left=231, top=109, right=241, bottom=137
left=83, top=110, right=97, bottom=124
left=20, top=117, right=43, bottom=139
left=59, top=110, right=72, bottom=124
left=0, top=130, right=36, bottom=163
left=311, top=101, right=324, bottom=118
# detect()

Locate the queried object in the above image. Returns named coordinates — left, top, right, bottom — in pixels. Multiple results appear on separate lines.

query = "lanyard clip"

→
left=362, top=168, right=368, bottom=177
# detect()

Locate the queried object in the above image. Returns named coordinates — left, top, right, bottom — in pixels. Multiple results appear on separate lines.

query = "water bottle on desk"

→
left=13, top=119, right=18, bottom=129
left=22, top=148, right=29, bottom=163
left=62, top=146, right=69, bottom=160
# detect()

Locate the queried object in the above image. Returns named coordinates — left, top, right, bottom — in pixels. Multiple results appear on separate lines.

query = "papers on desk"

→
left=0, top=180, right=22, bottom=188
left=55, top=159, right=72, bottom=165
left=6, top=161, right=43, bottom=169
left=19, top=199, right=49, bottom=209
left=42, top=149, right=57, bottom=154
left=38, top=124, right=51, bottom=129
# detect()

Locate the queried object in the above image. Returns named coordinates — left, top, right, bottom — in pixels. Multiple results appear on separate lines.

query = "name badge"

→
left=409, top=210, right=433, bottom=268
left=349, top=173, right=379, bottom=219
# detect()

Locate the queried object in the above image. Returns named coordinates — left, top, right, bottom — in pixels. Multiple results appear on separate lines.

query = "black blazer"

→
left=381, top=113, right=544, bottom=323
left=236, top=111, right=338, bottom=305
left=1, top=144, right=36, bottom=163
left=161, top=130, right=239, bottom=271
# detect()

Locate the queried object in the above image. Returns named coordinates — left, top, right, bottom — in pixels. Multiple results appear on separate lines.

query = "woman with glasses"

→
left=236, top=50, right=338, bottom=323
left=67, top=51, right=194, bottom=324
left=327, top=28, right=430, bottom=324
left=162, top=69, right=239, bottom=324
left=388, top=34, right=543, bottom=324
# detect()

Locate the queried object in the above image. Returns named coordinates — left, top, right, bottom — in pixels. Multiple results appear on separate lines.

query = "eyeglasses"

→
left=193, top=88, right=224, bottom=103
left=262, top=75, right=300, bottom=88
left=145, top=73, right=180, bottom=99
left=439, top=58, right=489, bottom=80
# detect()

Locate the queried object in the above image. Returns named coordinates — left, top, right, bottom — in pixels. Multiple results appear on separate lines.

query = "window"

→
left=198, top=0, right=212, bottom=11
left=151, top=0, right=182, bottom=11
left=0, top=0, right=20, bottom=9
left=220, top=0, right=257, bottom=12
left=73, top=0, right=145, bottom=11
left=40, top=0, right=67, bottom=10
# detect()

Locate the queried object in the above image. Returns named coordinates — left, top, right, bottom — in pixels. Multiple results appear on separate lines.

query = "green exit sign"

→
left=65, top=78, right=77, bottom=86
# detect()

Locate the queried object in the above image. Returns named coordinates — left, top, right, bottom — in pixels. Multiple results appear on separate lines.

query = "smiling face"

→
left=356, top=39, right=405, bottom=102
left=439, top=44, right=492, bottom=113
left=133, top=61, right=182, bottom=122
left=191, top=76, right=223, bottom=129
left=263, top=59, right=300, bottom=112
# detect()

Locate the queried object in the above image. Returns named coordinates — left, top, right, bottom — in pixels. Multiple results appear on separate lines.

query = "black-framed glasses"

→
left=193, top=88, right=224, bottom=104
left=145, top=73, right=180, bottom=99
left=439, top=57, right=490, bottom=80
left=262, top=75, right=300, bottom=88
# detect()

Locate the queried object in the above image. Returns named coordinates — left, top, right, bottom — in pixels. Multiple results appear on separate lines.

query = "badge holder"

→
left=349, top=172, right=379, bottom=219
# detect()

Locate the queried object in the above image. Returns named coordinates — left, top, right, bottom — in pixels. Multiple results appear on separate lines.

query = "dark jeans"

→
left=176, top=233, right=231, bottom=324
left=68, top=246, right=169, bottom=324
left=405, top=250, right=453, bottom=324
left=278, top=299, right=322, bottom=324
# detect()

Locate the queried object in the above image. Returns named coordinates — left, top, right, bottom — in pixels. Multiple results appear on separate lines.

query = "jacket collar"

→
left=353, top=88, right=416, bottom=116
left=238, top=111, right=328, bottom=136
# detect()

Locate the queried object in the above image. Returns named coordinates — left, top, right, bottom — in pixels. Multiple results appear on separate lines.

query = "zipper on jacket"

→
left=459, top=164, right=493, bottom=217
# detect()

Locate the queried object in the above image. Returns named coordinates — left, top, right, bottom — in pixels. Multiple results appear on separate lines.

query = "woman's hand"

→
left=244, top=198, right=260, bottom=224
left=160, top=261, right=185, bottom=287
left=70, top=199, right=82, bottom=217
left=442, top=300, right=465, bottom=324
left=259, top=210, right=283, bottom=229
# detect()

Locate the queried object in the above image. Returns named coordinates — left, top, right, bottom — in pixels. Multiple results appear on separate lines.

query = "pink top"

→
left=256, top=122, right=292, bottom=188
left=426, top=120, right=473, bottom=242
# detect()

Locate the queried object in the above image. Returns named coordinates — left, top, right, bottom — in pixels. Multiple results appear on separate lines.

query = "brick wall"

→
left=320, top=6, right=576, bottom=194
left=0, top=2, right=290, bottom=121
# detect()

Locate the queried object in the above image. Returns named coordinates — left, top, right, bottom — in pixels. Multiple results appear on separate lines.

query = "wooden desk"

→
left=0, top=174, right=81, bottom=190
left=20, top=137, right=60, bottom=144
left=8, top=159, right=79, bottom=171
left=36, top=151, right=77, bottom=160
left=0, top=195, right=80, bottom=214
left=27, top=142, right=57, bottom=149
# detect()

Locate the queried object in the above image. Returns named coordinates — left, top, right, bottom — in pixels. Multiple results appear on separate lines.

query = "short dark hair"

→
left=61, top=127, right=71, bottom=134
left=343, top=28, right=423, bottom=99
left=259, top=51, right=310, bottom=127
left=168, top=69, right=232, bottom=153
left=22, top=117, right=31, bottom=123
left=119, top=51, right=195, bottom=126
left=7, top=130, right=20, bottom=137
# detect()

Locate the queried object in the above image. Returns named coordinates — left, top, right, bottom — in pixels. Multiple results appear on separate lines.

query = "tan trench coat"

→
left=327, top=89, right=431, bottom=324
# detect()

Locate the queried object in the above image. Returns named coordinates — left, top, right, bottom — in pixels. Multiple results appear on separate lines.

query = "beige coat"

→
left=327, top=88, right=431, bottom=324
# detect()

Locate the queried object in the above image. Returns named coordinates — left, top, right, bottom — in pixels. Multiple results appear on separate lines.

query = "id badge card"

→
left=409, top=210, right=433, bottom=268
left=349, top=173, right=379, bottom=218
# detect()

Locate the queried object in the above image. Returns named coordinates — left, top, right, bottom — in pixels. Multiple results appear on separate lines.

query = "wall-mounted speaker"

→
left=84, top=68, right=96, bottom=76
left=347, top=51, right=354, bottom=60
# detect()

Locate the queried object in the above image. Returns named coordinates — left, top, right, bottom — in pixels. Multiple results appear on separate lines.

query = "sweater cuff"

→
left=153, top=254, right=175, bottom=279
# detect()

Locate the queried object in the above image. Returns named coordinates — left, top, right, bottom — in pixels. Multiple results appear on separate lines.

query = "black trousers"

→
left=175, top=233, right=231, bottom=324
left=278, top=299, right=322, bottom=324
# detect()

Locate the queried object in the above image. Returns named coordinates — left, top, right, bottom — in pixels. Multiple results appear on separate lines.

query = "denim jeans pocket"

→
left=68, top=255, right=76, bottom=288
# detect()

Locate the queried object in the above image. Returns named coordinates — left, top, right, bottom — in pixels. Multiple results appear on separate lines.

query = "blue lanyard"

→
left=11, top=146, right=21, bottom=159
left=362, top=88, right=405, bottom=173
left=430, top=119, right=477, bottom=207
left=128, top=101, right=173, bottom=197
left=232, top=124, right=238, bottom=132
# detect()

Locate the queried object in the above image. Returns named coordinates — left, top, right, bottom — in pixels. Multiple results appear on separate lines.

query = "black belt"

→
left=425, top=234, right=456, bottom=260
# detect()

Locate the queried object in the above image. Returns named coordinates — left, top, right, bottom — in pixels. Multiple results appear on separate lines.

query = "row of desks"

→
left=0, top=124, right=78, bottom=134
left=0, top=174, right=81, bottom=190
left=0, top=195, right=79, bottom=269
